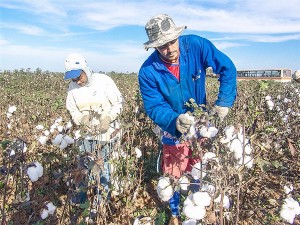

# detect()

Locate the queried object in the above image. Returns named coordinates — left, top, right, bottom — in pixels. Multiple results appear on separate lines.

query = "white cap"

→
left=64, top=53, right=87, bottom=80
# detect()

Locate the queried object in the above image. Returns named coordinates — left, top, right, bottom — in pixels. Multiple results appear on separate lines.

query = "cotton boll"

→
left=237, top=155, right=254, bottom=169
left=244, top=143, right=252, bottom=155
left=66, top=121, right=72, bottom=129
left=36, top=125, right=44, bottom=130
left=280, top=197, right=300, bottom=224
left=9, top=149, right=15, bottom=157
left=224, top=126, right=236, bottom=139
left=57, top=125, right=64, bottom=132
left=6, top=112, right=12, bottom=118
left=282, top=115, right=288, bottom=123
left=40, top=208, right=49, bottom=219
left=74, top=130, right=81, bottom=139
left=266, top=100, right=274, bottom=110
left=23, top=144, right=27, bottom=153
left=284, top=185, right=293, bottom=194
left=27, top=167, right=39, bottom=182
left=34, top=162, right=43, bottom=178
left=202, top=152, right=217, bottom=164
left=186, top=123, right=196, bottom=139
left=43, top=130, right=50, bottom=136
left=280, top=208, right=295, bottom=224
left=52, top=134, right=63, bottom=145
left=283, top=98, right=291, bottom=103
left=158, top=186, right=173, bottom=202
left=59, top=139, right=68, bottom=150
left=46, top=202, right=56, bottom=214
left=201, top=184, right=216, bottom=194
left=135, top=147, right=142, bottom=158
left=55, top=117, right=63, bottom=123
left=229, top=139, right=242, bottom=153
left=156, top=177, right=174, bottom=202
left=63, top=135, right=74, bottom=145
left=182, top=219, right=197, bottom=225
left=207, top=126, right=218, bottom=138
left=178, top=176, right=189, bottom=191
left=191, top=162, right=207, bottom=180
left=185, top=113, right=195, bottom=122
left=214, top=194, right=230, bottom=209
left=183, top=194, right=194, bottom=206
left=220, top=137, right=231, bottom=144
left=183, top=204, right=206, bottom=220
left=8, top=105, right=17, bottom=114
left=193, top=191, right=211, bottom=207
left=234, top=148, right=243, bottom=160
left=265, top=95, right=272, bottom=101
left=50, top=123, right=57, bottom=130
left=27, top=162, right=43, bottom=182
left=38, top=136, right=47, bottom=145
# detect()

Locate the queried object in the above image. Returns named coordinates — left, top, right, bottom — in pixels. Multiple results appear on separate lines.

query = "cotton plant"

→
left=35, top=124, right=49, bottom=145
left=190, top=162, right=207, bottom=180
left=182, top=191, right=211, bottom=220
left=52, top=133, right=74, bottom=150
left=134, top=147, right=142, bottom=158
left=199, top=125, right=218, bottom=138
left=265, top=95, right=274, bottom=110
left=178, top=175, right=190, bottom=192
left=283, top=98, right=292, bottom=104
left=284, top=184, right=293, bottom=194
left=156, top=177, right=174, bottom=202
left=214, top=194, right=231, bottom=209
left=280, top=196, right=300, bottom=224
left=7, top=139, right=28, bottom=157
left=73, top=129, right=81, bottom=139
left=185, top=114, right=197, bottom=139
left=6, top=105, right=17, bottom=118
left=220, top=125, right=254, bottom=169
left=219, top=125, right=236, bottom=144
left=40, top=202, right=56, bottom=219
left=200, top=183, right=216, bottom=195
left=202, top=152, right=219, bottom=164
left=27, top=162, right=43, bottom=182
left=38, top=135, right=48, bottom=145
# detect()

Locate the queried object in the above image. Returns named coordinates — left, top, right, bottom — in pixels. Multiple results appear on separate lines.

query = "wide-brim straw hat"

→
left=143, top=14, right=186, bottom=51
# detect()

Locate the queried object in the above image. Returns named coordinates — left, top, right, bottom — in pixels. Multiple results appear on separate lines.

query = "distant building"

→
left=236, top=69, right=292, bottom=82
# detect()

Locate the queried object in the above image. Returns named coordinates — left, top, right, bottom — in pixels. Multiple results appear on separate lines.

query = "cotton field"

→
left=0, top=71, right=299, bottom=225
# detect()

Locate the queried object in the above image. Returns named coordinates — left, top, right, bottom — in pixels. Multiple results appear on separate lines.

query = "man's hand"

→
left=97, top=115, right=112, bottom=134
left=210, top=106, right=229, bottom=121
left=176, top=114, right=194, bottom=134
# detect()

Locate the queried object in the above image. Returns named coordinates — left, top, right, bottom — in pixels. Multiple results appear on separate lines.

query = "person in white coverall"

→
left=64, top=53, right=123, bottom=205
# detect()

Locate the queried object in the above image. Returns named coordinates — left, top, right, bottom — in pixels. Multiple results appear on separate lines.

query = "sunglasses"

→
left=72, top=72, right=83, bottom=82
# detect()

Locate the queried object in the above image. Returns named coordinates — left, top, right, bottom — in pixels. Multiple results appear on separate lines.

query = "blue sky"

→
left=0, top=0, right=299, bottom=73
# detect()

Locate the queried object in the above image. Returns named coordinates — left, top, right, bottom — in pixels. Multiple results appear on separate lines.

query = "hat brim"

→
left=143, top=26, right=186, bottom=50
left=64, top=69, right=82, bottom=80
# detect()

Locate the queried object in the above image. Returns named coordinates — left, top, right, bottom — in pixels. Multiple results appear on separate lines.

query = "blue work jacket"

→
left=138, top=34, right=237, bottom=139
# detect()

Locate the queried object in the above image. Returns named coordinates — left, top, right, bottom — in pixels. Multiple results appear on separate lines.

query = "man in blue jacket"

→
left=138, top=14, right=237, bottom=225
